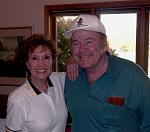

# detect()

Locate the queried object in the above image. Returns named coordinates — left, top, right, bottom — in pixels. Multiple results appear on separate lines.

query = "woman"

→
left=5, top=34, right=75, bottom=132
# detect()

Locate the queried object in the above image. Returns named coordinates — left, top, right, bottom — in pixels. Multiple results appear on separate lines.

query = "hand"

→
left=66, top=56, right=78, bottom=80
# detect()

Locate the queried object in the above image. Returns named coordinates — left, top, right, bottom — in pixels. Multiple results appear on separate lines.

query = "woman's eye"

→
left=31, top=57, right=37, bottom=60
left=45, top=56, right=51, bottom=60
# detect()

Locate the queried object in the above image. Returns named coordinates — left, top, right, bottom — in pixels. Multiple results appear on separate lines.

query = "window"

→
left=100, top=13, right=137, bottom=62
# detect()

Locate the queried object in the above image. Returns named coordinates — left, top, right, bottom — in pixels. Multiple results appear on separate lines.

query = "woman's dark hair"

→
left=17, top=34, right=56, bottom=63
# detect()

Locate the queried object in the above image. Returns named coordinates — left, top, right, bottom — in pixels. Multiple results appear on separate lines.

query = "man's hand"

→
left=66, top=56, right=78, bottom=80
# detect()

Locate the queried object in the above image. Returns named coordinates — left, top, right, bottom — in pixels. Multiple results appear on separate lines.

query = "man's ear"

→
left=104, top=45, right=109, bottom=52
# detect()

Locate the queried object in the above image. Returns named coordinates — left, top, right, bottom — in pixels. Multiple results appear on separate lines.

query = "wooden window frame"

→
left=44, top=1, right=150, bottom=73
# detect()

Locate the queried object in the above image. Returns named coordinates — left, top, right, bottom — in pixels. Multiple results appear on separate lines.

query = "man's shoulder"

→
left=110, top=55, right=146, bottom=77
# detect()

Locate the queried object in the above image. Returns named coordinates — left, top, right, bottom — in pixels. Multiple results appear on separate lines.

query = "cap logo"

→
left=77, top=18, right=83, bottom=26
left=77, top=18, right=87, bottom=27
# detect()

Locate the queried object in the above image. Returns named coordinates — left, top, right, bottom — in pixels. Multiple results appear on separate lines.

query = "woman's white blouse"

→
left=5, top=72, right=68, bottom=132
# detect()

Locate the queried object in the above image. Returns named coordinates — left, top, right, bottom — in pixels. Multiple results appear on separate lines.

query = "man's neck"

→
left=86, top=54, right=108, bottom=84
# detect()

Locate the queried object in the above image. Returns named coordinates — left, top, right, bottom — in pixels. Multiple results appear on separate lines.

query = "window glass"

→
left=100, top=13, right=137, bottom=62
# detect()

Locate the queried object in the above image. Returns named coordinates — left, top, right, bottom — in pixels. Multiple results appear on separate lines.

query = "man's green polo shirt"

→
left=65, top=54, right=150, bottom=132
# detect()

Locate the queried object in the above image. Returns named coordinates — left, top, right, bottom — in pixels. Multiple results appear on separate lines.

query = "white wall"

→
left=0, top=0, right=44, bottom=33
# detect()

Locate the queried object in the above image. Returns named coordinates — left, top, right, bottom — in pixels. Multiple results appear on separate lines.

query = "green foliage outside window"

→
left=57, top=17, right=73, bottom=71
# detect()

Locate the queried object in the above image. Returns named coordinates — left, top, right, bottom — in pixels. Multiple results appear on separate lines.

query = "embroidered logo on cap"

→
left=77, top=18, right=83, bottom=26
left=77, top=18, right=88, bottom=27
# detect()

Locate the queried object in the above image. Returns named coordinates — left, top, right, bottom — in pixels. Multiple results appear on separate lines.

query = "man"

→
left=64, top=14, right=150, bottom=132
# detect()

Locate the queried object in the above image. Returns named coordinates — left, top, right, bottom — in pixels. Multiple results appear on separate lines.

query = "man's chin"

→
left=79, top=63, right=90, bottom=69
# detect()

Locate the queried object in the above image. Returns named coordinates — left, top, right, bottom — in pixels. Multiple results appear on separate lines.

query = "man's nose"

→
left=79, top=43, right=88, bottom=52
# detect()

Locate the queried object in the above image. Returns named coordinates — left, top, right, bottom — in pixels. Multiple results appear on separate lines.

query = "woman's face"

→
left=26, top=45, right=52, bottom=81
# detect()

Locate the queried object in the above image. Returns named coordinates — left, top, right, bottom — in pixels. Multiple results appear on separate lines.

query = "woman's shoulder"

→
left=49, top=72, right=66, bottom=90
left=50, top=72, right=65, bottom=77
left=8, top=81, right=29, bottom=103
left=50, top=72, right=65, bottom=81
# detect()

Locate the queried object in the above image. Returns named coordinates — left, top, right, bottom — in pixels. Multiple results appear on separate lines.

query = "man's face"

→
left=71, top=30, right=106, bottom=70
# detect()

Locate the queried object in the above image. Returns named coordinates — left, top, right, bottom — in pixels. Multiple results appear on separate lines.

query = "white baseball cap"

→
left=64, top=14, right=106, bottom=39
